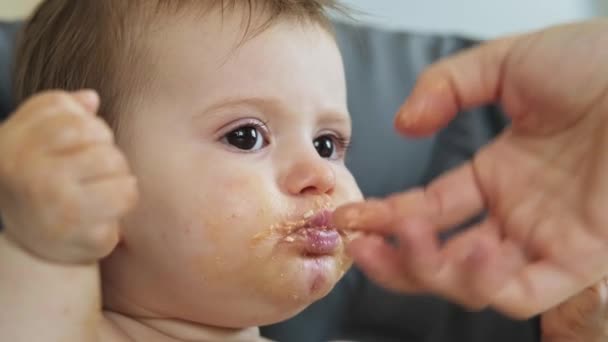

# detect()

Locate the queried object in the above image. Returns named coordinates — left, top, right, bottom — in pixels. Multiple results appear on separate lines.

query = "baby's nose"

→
left=283, top=156, right=335, bottom=196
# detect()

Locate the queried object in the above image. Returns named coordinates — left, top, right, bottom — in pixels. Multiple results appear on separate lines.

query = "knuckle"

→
left=53, top=116, right=87, bottom=139
left=27, top=113, right=88, bottom=152
left=114, top=178, right=139, bottom=215
left=45, top=115, right=110, bottom=150
left=90, top=117, right=114, bottom=141
left=28, top=179, right=80, bottom=227
left=0, top=135, right=38, bottom=185
left=417, top=68, right=439, bottom=86
left=13, top=91, right=74, bottom=122
left=123, top=178, right=139, bottom=209
left=81, top=223, right=119, bottom=257
left=13, top=159, right=68, bottom=213
left=43, top=91, right=76, bottom=110
left=90, top=116, right=112, bottom=131
left=64, top=117, right=114, bottom=147
left=100, top=148, right=129, bottom=173
left=25, top=168, right=56, bottom=201
left=51, top=187, right=82, bottom=227
left=25, top=90, right=68, bottom=107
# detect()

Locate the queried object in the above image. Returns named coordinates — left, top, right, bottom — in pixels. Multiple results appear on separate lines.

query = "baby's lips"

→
left=307, top=209, right=332, bottom=228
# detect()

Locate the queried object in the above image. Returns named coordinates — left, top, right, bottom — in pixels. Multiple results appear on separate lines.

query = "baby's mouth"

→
left=282, top=209, right=332, bottom=236
left=280, top=209, right=339, bottom=256
left=253, top=209, right=359, bottom=256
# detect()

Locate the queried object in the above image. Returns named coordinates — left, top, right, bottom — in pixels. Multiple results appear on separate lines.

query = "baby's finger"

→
left=62, top=221, right=121, bottom=263
left=36, top=115, right=113, bottom=153
left=77, top=176, right=138, bottom=224
left=65, top=144, right=131, bottom=182
left=12, top=90, right=93, bottom=126
left=71, top=90, right=100, bottom=113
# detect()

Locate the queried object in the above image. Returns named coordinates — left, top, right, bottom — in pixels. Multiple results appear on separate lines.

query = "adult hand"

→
left=542, top=278, right=608, bottom=342
left=333, top=19, right=608, bottom=318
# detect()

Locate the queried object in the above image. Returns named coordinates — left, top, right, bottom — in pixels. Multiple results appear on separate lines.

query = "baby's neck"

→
left=104, top=310, right=267, bottom=342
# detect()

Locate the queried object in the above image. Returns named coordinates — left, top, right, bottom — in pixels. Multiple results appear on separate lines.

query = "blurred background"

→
left=340, top=0, right=604, bottom=38
left=0, top=0, right=606, bottom=39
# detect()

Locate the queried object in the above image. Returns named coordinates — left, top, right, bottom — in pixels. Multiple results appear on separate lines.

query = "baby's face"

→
left=100, top=12, right=362, bottom=328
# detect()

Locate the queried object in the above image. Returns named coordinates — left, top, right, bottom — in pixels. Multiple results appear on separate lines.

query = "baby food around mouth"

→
left=249, top=199, right=335, bottom=245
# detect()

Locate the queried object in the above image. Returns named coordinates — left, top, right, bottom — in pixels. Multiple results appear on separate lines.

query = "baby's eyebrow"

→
left=317, top=110, right=352, bottom=127
left=202, top=96, right=350, bottom=125
left=204, top=96, right=283, bottom=114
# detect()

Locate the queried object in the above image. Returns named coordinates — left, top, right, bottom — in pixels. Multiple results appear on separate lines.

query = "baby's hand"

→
left=0, top=90, right=138, bottom=264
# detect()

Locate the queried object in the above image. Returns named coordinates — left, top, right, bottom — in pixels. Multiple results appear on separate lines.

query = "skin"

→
left=542, top=279, right=608, bottom=342
left=2, top=7, right=606, bottom=342
left=0, top=8, right=361, bottom=342
left=332, top=18, right=608, bottom=329
left=101, top=12, right=361, bottom=331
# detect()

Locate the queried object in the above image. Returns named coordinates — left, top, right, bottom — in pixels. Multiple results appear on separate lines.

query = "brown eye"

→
left=314, top=135, right=336, bottom=159
left=225, top=125, right=265, bottom=151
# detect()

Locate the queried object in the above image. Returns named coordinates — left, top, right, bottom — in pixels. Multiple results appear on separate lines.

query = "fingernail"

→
left=395, top=103, right=418, bottom=129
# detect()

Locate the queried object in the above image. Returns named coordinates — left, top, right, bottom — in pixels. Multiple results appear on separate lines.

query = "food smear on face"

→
left=250, top=196, right=335, bottom=245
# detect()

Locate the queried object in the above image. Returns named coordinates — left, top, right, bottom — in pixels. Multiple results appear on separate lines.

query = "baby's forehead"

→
left=137, top=24, right=347, bottom=118
left=130, top=8, right=344, bottom=103
left=119, top=6, right=340, bottom=110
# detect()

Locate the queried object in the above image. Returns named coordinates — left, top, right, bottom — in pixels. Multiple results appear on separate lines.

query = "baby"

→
left=0, top=0, right=362, bottom=341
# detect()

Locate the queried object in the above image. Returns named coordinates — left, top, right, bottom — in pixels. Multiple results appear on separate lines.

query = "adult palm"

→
left=334, top=19, right=608, bottom=319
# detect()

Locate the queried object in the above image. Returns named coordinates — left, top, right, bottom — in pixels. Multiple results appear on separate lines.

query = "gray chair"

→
left=0, top=21, right=19, bottom=118
left=0, top=19, right=538, bottom=342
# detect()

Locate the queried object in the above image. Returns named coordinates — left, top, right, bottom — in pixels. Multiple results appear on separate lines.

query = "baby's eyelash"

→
left=333, top=135, right=353, bottom=151
left=243, top=119, right=269, bottom=131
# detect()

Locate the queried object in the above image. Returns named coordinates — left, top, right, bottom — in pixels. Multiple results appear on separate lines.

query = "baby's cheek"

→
left=214, top=175, right=281, bottom=222
left=192, top=176, right=280, bottom=268
left=335, top=168, right=363, bottom=203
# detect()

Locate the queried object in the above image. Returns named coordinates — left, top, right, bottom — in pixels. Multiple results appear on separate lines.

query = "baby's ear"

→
left=71, top=89, right=100, bottom=113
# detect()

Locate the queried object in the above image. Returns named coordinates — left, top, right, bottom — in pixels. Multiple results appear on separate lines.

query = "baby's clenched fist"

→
left=0, top=90, right=138, bottom=264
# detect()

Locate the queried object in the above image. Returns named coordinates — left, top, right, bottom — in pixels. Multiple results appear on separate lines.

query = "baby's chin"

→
left=289, top=254, right=350, bottom=297
left=186, top=222, right=356, bottom=326
left=247, top=252, right=353, bottom=326
left=249, top=221, right=357, bottom=310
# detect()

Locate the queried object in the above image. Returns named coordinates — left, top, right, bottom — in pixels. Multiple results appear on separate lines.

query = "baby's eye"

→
left=314, top=135, right=335, bottom=159
left=314, top=133, right=352, bottom=160
left=223, top=124, right=268, bottom=151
